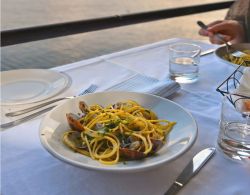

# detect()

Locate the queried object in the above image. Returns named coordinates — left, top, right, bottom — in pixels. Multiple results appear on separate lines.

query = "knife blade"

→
left=164, top=147, right=216, bottom=195
left=200, top=49, right=215, bottom=57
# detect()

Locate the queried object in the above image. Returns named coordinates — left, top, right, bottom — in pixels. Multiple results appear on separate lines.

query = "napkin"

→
left=105, top=73, right=180, bottom=97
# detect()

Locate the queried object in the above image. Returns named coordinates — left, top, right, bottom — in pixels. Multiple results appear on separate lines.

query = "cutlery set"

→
left=1, top=84, right=98, bottom=129
left=5, top=84, right=98, bottom=117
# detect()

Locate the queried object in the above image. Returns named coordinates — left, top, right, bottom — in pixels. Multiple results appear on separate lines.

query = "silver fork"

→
left=5, top=84, right=98, bottom=117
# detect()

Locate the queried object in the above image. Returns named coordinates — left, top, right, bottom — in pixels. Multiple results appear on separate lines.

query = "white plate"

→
left=0, top=69, right=71, bottom=105
left=40, top=91, right=197, bottom=172
left=215, top=43, right=250, bottom=67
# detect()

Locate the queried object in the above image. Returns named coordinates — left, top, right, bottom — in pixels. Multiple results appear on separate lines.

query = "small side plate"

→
left=1, top=69, right=71, bottom=105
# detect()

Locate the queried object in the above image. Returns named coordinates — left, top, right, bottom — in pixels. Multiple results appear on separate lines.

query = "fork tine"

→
left=79, top=84, right=98, bottom=95
left=88, top=84, right=98, bottom=92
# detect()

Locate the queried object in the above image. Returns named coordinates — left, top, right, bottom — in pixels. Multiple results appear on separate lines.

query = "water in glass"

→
left=169, top=57, right=199, bottom=83
left=169, top=43, right=201, bottom=83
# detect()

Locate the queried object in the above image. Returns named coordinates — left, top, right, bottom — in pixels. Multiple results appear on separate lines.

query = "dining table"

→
left=1, top=37, right=250, bottom=195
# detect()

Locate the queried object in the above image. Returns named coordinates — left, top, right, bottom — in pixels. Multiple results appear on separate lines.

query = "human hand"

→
left=198, top=20, right=245, bottom=44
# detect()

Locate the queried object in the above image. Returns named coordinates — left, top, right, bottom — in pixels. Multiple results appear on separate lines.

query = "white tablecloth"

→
left=1, top=38, right=250, bottom=195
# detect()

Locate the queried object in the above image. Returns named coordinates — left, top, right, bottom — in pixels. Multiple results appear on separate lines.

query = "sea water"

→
left=1, top=0, right=227, bottom=71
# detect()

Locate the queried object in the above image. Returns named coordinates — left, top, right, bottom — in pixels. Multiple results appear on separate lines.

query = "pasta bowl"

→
left=39, top=91, right=197, bottom=172
left=215, top=43, right=250, bottom=67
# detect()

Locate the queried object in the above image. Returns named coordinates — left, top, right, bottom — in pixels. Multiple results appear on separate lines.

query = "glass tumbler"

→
left=169, top=43, right=201, bottom=83
left=218, top=94, right=250, bottom=160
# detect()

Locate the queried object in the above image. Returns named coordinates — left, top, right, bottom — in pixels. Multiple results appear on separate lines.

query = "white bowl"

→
left=39, top=91, right=197, bottom=172
left=215, top=43, right=250, bottom=67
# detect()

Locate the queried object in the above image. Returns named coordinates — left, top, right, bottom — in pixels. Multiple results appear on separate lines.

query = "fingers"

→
left=198, top=20, right=223, bottom=37
left=209, top=33, right=232, bottom=44
left=199, top=28, right=214, bottom=37
left=207, top=23, right=228, bottom=33
left=207, top=20, right=240, bottom=34
left=206, top=20, right=223, bottom=27
left=198, top=20, right=237, bottom=44
left=219, top=34, right=231, bottom=42
left=209, top=36, right=225, bottom=44
left=201, top=31, right=224, bottom=44
left=199, top=29, right=208, bottom=36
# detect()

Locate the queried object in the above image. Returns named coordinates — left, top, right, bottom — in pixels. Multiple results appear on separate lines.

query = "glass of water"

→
left=169, top=43, right=201, bottom=83
left=218, top=94, right=250, bottom=161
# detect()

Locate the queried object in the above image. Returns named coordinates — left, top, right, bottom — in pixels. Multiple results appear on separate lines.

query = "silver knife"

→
left=164, top=147, right=216, bottom=195
left=200, top=49, right=215, bottom=56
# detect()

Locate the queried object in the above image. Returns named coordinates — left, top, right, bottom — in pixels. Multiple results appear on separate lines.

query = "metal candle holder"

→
left=216, top=64, right=250, bottom=108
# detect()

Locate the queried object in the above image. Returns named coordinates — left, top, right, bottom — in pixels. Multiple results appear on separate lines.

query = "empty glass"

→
left=169, top=43, right=201, bottom=83
left=218, top=94, right=250, bottom=161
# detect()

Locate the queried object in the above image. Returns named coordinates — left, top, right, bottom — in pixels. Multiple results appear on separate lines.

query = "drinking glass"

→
left=169, top=43, right=201, bottom=83
left=218, top=94, right=250, bottom=161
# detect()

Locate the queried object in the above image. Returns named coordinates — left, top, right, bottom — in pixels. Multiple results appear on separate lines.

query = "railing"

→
left=1, top=1, right=234, bottom=47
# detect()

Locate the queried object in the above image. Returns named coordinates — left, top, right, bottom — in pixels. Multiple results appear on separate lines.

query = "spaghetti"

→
left=63, top=100, right=176, bottom=165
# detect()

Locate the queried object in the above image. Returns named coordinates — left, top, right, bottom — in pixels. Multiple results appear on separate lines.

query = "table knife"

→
left=164, top=147, right=216, bottom=195
left=200, top=49, right=215, bottom=56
